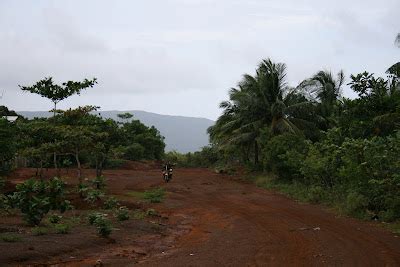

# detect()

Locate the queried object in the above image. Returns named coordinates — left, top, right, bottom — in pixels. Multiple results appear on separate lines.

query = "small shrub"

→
left=54, top=223, right=70, bottom=234
left=104, top=159, right=126, bottom=169
left=0, top=233, right=21, bottom=242
left=104, top=197, right=119, bottom=210
left=0, top=194, right=12, bottom=213
left=115, top=206, right=130, bottom=221
left=343, top=191, right=368, bottom=217
left=48, top=214, right=62, bottom=224
left=133, top=210, right=146, bottom=220
left=92, top=176, right=106, bottom=190
left=88, top=212, right=105, bottom=225
left=306, top=186, right=325, bottom=204
left=84, top=189, right=105, bottom=204
left=143, top=188, right=165, bottom=203
left=146, top=208, right=158, bottom=217
left=11, top=178, right=71, bottom=225
left=31, top=226, right=48, bottom=236
left=93, top=216, right=112, bottom=237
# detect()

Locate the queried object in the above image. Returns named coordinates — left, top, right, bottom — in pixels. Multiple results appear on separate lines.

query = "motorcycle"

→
left=163, top=165, right=173, bottom=183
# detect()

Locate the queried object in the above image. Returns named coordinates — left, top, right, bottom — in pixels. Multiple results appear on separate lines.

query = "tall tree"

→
left=298, top=70, right=344, bottom=129
left=209, top=58, right=315, bottom=165
left=19, top=77, right=97, bottom=172
left=0, top=118, right=16, bottom=173
left=19, top=77, right=97, bottom=117
left=117, top=112, right=133, bottom=124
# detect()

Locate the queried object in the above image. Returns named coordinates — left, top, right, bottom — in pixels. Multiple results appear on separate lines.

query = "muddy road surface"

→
left=3, top=167, right=400, bottom=266
left=137, top=168, right=400, bottom=266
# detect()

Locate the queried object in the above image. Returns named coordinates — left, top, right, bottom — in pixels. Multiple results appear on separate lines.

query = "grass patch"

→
left=386, top=222, right=400, bottom=235
left=133, top=209, right=146, bottom=220
left=0, top=233, right=21, bottom=242
left=54, top=223, right=71, bottom=234
left=252, top=175, right=317, bottom=203
left=126, top=187, right=166, bottom=203
left=250, top=174, right=400, bottom=231
left=31, top=226, right=49, bottom=236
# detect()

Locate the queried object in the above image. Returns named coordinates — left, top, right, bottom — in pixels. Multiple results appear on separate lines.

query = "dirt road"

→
left=4, top=167, right=400, bottom=266
left=134, top=168, right=400, bottom=266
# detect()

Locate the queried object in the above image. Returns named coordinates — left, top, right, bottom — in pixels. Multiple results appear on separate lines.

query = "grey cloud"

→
left=0, top=0, right=399, bottom=119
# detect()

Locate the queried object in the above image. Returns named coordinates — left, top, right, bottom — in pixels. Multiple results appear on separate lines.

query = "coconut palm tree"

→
left=209, top=58, right=316, bottom=164
left=298, top=70, right=344, bottom=129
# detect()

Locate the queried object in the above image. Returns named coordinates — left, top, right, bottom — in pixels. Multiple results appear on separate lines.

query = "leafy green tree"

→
left=19, top=77, right=97, bottom=116
left=19, top=77, right=97, bottom=172
left=11, top=178, right=71, bottom=225
left=0, top=118, right=16, bottom=173
left=209, top=58, right=315, bottom=165
left=120, top=120, right=165, bottom=160
left=0, top=106, right=18, bottom=116
left=18, top=119, right=58, bottom=177
left=117, top=112, right=133, bottom=124
left=56, top=106, right=100, bottom=182
left=345, top=71, right=400, bottom=136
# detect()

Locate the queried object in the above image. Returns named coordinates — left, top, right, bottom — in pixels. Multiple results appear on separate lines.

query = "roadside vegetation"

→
left=0, top=77, right=166, bottom=243
left=204, top=57, right=400, bottom=225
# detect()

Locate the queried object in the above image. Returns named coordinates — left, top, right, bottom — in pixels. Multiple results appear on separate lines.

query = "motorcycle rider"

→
left=162, top=161, right=174, bottom=180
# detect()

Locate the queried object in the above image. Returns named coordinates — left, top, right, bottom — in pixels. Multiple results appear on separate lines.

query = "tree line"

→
left=207, top=58, right=399, bottom=221
left=0, top=78, right=165, bottom=179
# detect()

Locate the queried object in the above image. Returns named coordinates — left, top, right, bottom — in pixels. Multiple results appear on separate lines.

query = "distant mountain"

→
left=17, top=110, right=214, bottom=153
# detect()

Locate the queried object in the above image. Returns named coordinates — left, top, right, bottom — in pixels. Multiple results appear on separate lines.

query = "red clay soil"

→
left=2, top=167, right=400, bottom=266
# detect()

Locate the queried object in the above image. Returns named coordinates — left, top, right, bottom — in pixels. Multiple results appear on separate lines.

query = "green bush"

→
left=31, top=226, right=48, bottom=236
left=0, top=119, right=16, bottom=175
left=48, top=214, right=62, bottom=224
left=92, top=176, right=106, bottom=189
left=115, top=206, right=130, bottom=221
left=104, top=158, right=126, bottom=169
left=146, top=208, right=158, bottom=217
left=133, top=209, right=146, bottom=220
left=164, top=146, right=221, bottom=168
left=54, top=223, right=70, bottom=234
left=0, top=194, right=12, bottom=213
left=78, top=181, right=105, bottom=204
left=143, top=188, right=165, bottom=203
left=343, top=191, right=368, bottom=217
left=306, top=186, right=325, bottom=204
left=104, top=197, right=119, bottom=210
left=0, top=233, right=21, bottom=242
left=88, top=212, right=105, bottom=225
left=262, top=133, right=309, bottom=181
left=11, top=178, right=71, bottom=225
left=93, top=216, right=112, bottom=237
left=123, top=143, right=145, bottom=160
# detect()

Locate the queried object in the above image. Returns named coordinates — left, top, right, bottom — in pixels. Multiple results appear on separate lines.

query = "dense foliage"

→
left=210, top=58, right=400, bottom=221
left=0, top=119, right=16, bottom=174
left=11, top=178, right=71, bottom=225
left=0, top=77, right=165, bottom=179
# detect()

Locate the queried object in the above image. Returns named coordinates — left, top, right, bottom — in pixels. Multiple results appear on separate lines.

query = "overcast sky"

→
left=0, top=0, right=399, bottom=120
